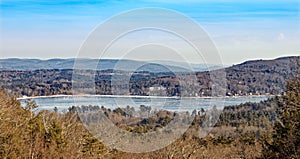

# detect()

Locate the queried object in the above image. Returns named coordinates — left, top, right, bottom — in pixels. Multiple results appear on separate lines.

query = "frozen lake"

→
left=19, top=95, right=272, bottom=112
left=19, top=96, right=271, bottom=111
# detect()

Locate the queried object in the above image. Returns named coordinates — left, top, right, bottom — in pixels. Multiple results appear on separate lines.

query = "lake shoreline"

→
left=17, top=94, right=275, bottom=100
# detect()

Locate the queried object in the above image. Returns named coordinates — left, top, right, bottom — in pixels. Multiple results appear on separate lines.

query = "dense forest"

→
left=0, top=56, right=299, bottom=97
left=0, top=77, right=299, bottom=158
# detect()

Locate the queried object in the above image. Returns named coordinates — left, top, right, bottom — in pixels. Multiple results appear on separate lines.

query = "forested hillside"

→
left=0, top=56, right=299, bottom=97
left=224, top=56, right=300, bottom=95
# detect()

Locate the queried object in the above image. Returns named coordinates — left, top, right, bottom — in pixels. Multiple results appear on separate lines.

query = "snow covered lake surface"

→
left=19, top=95, right=272, bottom=112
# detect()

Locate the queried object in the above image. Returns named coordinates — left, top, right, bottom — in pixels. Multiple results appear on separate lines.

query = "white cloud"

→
left=278, top=33, right=286, bottom=41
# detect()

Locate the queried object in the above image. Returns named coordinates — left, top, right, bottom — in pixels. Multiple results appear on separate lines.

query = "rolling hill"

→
left=0, top=58, right=222, bottom=72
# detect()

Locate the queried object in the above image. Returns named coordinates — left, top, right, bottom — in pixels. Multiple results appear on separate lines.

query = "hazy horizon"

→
left=0, top=54, right=299, bottom=66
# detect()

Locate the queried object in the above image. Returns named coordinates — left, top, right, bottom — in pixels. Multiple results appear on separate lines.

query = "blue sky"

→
left=0, top=0, right=300, bottom=64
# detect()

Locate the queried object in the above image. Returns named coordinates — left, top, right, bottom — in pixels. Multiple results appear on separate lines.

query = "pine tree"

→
left=262, top=79, right=300, bottom=158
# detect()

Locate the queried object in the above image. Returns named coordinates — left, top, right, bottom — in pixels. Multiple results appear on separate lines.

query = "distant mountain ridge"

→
left=0, top=58, right=223, bottom=72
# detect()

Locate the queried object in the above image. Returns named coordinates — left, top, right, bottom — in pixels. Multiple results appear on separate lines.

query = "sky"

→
left=0, top=0, right=300, bottom=65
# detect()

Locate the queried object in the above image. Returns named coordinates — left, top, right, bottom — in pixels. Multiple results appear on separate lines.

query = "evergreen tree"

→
left=262, top=79, right=300, bottom=158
